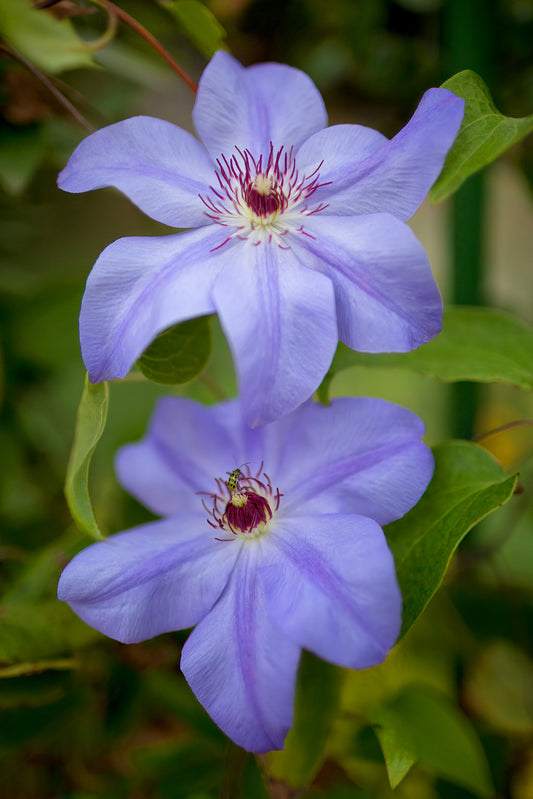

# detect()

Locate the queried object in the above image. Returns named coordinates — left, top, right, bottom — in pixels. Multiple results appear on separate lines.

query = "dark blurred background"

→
left=1, top=1, right=532, bottom=797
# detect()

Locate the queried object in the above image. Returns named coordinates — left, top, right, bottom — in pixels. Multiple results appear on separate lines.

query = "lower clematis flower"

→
left=58, top=396, right=434, bottom=752
left=58, top=51, right=464, bottom=427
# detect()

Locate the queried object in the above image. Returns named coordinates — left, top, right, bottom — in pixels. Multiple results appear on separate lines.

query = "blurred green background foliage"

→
left=1, top=1, right=532, bottom=797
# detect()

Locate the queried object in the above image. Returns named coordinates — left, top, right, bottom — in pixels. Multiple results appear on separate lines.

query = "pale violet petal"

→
left=261, top=515, right=402, bottom=668
left=298, top=88, right=464, bottom=220
left=181, top=545, right=300, bottom=752
left=116, top=397, right=267, bottom=516
left=212, top=241, right=337, bottom=427
left=57, top=515, right=239, bottom=643
left=295, top=213, right=442, bottom=352
left=80, top=226, right=233, bottom=382
left=296, top=122, right=387, bottom=179
left=245, top=60, right=328, bottom=152
left=193, top=51, right=327, bottom=159
left=271, top=397, right=434, bottom=525
left=58, top=116, right=214, bottom=228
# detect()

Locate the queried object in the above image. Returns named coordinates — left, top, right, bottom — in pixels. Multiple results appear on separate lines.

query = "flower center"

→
left=199, top=143, right=329, bottom=249
left=200, top=462, right=282, bottom=541
left=245, top=173, right=284, bottom=217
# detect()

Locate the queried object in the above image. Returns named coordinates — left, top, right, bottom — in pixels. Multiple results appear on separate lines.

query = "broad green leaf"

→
left=2, top=529, right=89, bottom=608
left=386, top=441, right=517, bottom=635
left=136, top=317, right=211, bottom=385
left=64, top=375, right=108, bottom=540
left=239, top=755, right=271, bottom=799
left=145, top=672, right=225, bottom=742
left=0, top=0, right=94, bottom=73
left=463, top=640, right=533, bottom=735
left=372, top=686, right=493, bottom=796
left=431, top=70, right=533, bottom=202
left=0, top=126, right=46, bottom=195
left=0, top=600, right=100, bottom=666
left=319, top=307, right=533, bottom=402
left=160, top=0, right=227, bottom=58
left=268, top=653, right=343, bottom=787
left=369, top=703, right=417, bottom=788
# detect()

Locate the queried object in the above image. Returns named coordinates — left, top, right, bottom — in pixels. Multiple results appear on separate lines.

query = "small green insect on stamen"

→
left=205, top=462, right=283, bottom=541
left=226, top=467, right=244, bottom=493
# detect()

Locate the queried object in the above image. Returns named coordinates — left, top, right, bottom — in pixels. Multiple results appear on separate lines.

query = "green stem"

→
left=0, top=658, right=79, bottom=678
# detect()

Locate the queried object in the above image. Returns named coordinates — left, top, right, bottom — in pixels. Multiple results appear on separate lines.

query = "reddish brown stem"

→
left=98, top=0, right=198, bottom=93
left=474, top=418, right=533, bottom=444
left=1, top=43, right=94, bottom=131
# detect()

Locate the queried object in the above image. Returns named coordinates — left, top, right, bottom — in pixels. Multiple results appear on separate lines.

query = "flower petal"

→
left=181, top=546, right=300, bottom=752
left=298, top=88, right=464, bottom=220
left=212, top=241, right=337, bottom=427
left=296, top=213, right=442, bottom=352
left=297, top=122, right=387, bottom=175
left=57, top=515, right=239, bottom=643
left=245, top=60, right=328, bottom=152
left=116, top=397, right=267, bottom=516
left=193, top=51, right=327, bottom=159
left=57, top=116, right=215, bottom=228
left=80, top=226, right=232, bottom=382
left=261, top=514, right=402, bottom=669
left=273, top=397, right=433, bottom=525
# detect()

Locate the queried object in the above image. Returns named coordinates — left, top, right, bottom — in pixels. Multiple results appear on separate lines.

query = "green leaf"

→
left=320, top=307, right=533, bottom=401
left=0, top=0, right=94, bottom=73
left=0, top=658, right=78, bottom=678
left=64, top=375, right=108, bottom=540
left=160, top=0, right=227, bottom=58
left=371, top=686, right=493, bottom=796
left=369, top=703, right=417, bottom=788
left=0, top=126, right=46, bottom=195
left=268, top=652, right=343, bottom=787
left=0, top=600, right=100, bottom=666
left=386, top=440, right=517, bottom=635
left=145, top=672, right=225, bottom=742
left=136, top=317, right=212, bottom=385
left=239, top=755, right=271, bottom=799
left=463, top=640, right=533, bottom=735
left=431, top=70, right=533, bottom=202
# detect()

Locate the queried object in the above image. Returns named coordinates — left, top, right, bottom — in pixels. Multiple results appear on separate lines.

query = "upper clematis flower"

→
left=58, top=51, right=464, bottom=427
left=58, top=395, right=434, bottom=752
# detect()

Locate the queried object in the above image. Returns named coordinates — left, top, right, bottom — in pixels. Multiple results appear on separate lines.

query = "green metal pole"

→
left=442, top=0, right=494, bottom=439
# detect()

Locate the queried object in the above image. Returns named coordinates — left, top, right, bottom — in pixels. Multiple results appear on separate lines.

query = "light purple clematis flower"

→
left=58, top=395, right=434, bottom=752
left=58, top=51, right=464, bottom=428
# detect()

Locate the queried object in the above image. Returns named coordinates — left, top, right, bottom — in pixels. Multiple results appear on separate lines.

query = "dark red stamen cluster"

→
left=225, top=490, right=273, bottom=534
left=198, top=141, right=330, bottom=231
left=244, top=182, right=284, bottom=217
left=199, top=463, right=283, bottom=541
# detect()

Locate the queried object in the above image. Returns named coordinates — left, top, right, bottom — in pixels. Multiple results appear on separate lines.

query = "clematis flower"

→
left=58, top=52, right=464, bottom=427
left=58, top=51, right=464, bottom=426
left=58, top=395, right=434, bottom=752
